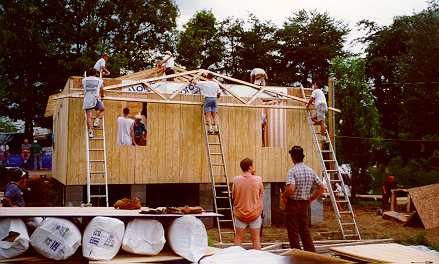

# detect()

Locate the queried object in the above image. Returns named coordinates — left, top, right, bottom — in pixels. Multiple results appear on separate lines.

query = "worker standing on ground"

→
left=2, top=169, right=29, bottom=207
left=250, top=68, right=268, bottom=86
left=306, top=81, right=328, bottom=141
left=232, top=158, right=264, bottom=250
left=94, top=53, right=110, bottom=76
left=83, top=68, right=105, bottom=138
left=157, top=51, right=175, bottom=78
left=31, top=139, right=42, bottom=170
left=382, top=175, right=397, bottom=210
left=117, top=107, right=134, bottom=146
left=283, top=146, right=325, bottom=252
left=194, top=72, right=221, bottom=134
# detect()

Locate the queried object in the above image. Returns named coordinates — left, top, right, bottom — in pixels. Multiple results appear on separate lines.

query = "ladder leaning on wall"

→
left=84, top=113, right=109, bottom=207
left=83, top=71, right=109, bottom=207
left=201, top=111, right=235, bottom=243
left=300, top=86, right=361, bottom=240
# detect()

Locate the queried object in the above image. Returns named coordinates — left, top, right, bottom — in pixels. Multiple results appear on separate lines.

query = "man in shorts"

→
left=306, top=81, right=328, bottom=141
left=194, top=72, right=221, bottom=134
left=232, top=158, right=264, bottom=250
left=83, top=68, right=105, bottom=138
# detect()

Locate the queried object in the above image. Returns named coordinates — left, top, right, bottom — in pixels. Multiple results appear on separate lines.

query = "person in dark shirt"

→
left=2, top=169, right=29, bottom=207
left=382, top=175, right=397, bottom=210
left=131, top=114, right=147, bottom=146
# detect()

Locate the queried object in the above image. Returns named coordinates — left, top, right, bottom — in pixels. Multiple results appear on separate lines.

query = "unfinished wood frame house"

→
left=45, top=67, right=339, bottom=232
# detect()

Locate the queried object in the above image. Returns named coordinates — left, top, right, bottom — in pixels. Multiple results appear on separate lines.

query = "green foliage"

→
left=0, top=0, right=178, bottom=136
left=177, top=10, right=224, bottom=70
left=330, top=57, right=380, bottom=193
left=279, top=10, right=349, bottom=85
left=401, top=232, right=430, bottom=247
left=0, top=117, right=17, bottom=133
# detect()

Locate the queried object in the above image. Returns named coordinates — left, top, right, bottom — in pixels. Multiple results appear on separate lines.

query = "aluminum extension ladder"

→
left=201, top=111, right=235, bottom=243
left=300, top=87, right=361, bottom=239
left=84, top=113, right=109, bottom=207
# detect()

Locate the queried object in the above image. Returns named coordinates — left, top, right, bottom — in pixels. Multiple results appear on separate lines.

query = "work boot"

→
left=213, top=125, right=219, bottom=134
left=208, top=127, right=214, bottom=134
left=93, top=117, right=101, bottom=128
left=88, top=129, right=94, bottom=138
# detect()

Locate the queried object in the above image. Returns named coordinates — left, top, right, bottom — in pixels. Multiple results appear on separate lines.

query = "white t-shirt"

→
left=163, top=55, right=174, bottom=68
left=117, top=116, right=134, bottom=145
left=251, top=68, right=266, bottom=78
left=197, top=80, right=221, bottom=98
left=94, top=58, right=106, bottom=72
left=82, top=76, right=104, bottom=109
left=311, top=89, right=327, bottom=106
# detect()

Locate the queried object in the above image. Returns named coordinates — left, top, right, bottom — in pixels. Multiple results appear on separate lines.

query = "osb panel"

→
left=57, top=94, right=319, bottom=185
left=408, top=183, right=439, bottom=229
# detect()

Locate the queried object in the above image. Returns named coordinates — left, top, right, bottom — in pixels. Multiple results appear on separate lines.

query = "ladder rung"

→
left=341, top=222, right=356, bottom=225
left=211, top=163, right=224, bottom=166
left=343, top=233, right=359, bottom=238
left=209, top=153, right=222, bottom=155
left=324, top=160, right=336, bottom=162
left=90, top=171, right=105, bottom=174
left=322, top=150, right=332, bottom=153
left=219, top=219, right=233, bottom=222
left=90, top=160, right=105, bottom=162
left=220, top=231, right=235, bottom=234
left=339, top=211, right=352, bottom=214
left=215, top=184, right=229, bottom=187
left=216, top=196, right=229, bottom=199
left=217, top=208, right=231, bottom=210
left=89, top=137, right=104, bottom=140
left=90, top=195, right=107, bottom=198
left=330, top=179, right=341, bottom=182
left=213, top=174, right=226, bottom=176
left=208, top=143, right=221, bottom=145
left=336, top=200, right=348, bottom=203
left=89, top=149, right=105, bottom=151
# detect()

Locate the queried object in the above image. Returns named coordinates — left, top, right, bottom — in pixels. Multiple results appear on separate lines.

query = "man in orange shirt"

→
left=232, top=158, right=264, bottom=249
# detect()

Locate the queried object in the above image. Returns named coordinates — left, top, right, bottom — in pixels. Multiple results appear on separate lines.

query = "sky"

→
left=174, top=0, right=430, bottom=53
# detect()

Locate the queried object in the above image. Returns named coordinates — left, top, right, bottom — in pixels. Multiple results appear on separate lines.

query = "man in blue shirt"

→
left=2, top=169, right=29, bottom=207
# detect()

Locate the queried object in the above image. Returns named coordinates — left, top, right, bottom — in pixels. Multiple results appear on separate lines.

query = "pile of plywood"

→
left=330, top=243, right=439, bottom=263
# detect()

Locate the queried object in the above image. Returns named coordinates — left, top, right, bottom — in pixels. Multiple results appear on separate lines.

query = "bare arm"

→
left=130, top=124, right=136, bottom=146
left=306, top=97, right=315, bottom=108
left=284, top=183, right=296, bottom=198
left=309, top=185, right=325, bottom=203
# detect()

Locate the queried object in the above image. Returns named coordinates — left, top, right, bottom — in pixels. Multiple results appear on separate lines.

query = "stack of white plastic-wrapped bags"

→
left=0, top=215, right=208, bottom=262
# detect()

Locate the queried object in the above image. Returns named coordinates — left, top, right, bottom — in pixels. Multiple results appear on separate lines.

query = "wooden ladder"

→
left=84, top=114, right=109, bottom=207
left=300, top=87, right=361, bottom=240
left=201, top=111, right=235, bottom=243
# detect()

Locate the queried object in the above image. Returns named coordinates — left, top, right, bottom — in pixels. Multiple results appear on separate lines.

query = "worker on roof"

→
left=83, top=67, right=105, bottom=138
left=306, top=81, right=328, bottom=141
left=282, top=146, right=325, bottom=252
left=193, top=72, right=221, bottom=134
left=94, top=53, right=110, bottom=77
left=250, top=68, right=268, bottom=86
left=157, top=50, right=175, bottom=79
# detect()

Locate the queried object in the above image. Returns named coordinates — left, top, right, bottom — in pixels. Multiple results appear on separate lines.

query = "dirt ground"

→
left=207, top=201, right=439, bottom=251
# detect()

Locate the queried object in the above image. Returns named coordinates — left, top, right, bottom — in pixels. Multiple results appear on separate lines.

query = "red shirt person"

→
left=232, top=158, right=264, bottom=250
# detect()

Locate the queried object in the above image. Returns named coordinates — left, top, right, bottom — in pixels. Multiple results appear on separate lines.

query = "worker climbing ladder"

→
left=202, top=112, right=235, bottom=243
left=84, top=114, right=109, bottom=207
left=300, top=87, right=361, bottom=240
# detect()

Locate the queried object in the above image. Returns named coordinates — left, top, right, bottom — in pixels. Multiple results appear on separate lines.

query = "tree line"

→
left=1, top=0, right=438, bottom=192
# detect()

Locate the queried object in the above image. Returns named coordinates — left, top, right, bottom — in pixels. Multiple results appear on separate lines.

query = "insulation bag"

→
left=30, top=217, right=81, bottom=260
left=82, top=216, right=125, bottom=260
left=167, top=215, right=208, bottom=262
left=122, top=219, right=165, bottom=255
left=0, top=218, right=30, bottom=259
